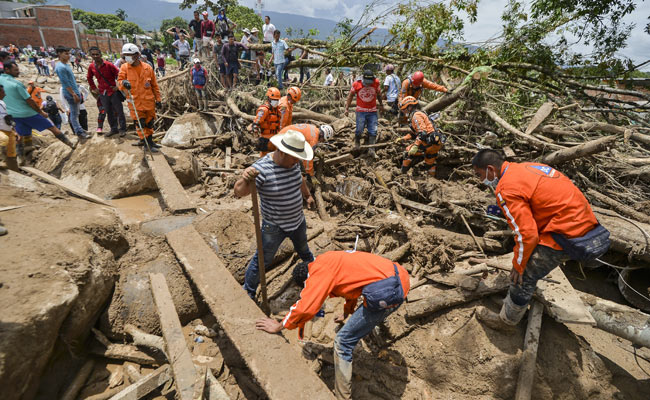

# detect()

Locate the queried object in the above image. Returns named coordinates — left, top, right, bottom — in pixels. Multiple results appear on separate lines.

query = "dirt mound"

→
left=0, top=181, right=128, bottom=400
left=35, top=136, right=201, bottom=199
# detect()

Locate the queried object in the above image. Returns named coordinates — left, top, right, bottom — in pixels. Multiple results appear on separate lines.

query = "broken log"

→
left=225, top=96, right=255, bottom=121
left=124, top=324, right=167, bottom=357
left=482, top=108, right=564, bottom=151
left=428, top=227, right=503, bottom=252
left=324, top=153, right=353, bottom=167
left=524, top=102, right=555, bottom=135
left=540, top=135, right=616, bottom=165
left=149, top=273, right=198, bottom=400
left=385, top=242, right=411, bottom=263
left=422, top=84, right=470, bottom=113
left=425, top=272, right=480, bottom=291
left=627, top=130, right=650, bottom=146
left=587, top=189, right=650, bottom=224
left=514, top=300, right=544, bottom=400
left=405, top=272, right=510, bottom=318
left=579, top=291, right=650, bottom=349
left=593, top=207, right=650, bottom=263
left=109, top=364, right=173, bottom=400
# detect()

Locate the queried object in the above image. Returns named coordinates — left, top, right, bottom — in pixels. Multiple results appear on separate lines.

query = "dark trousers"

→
left=100, top=92, right=127, bottom=133
left=299, top=67, right=310, bottom=83
left=79, top=109, right=88, bottom=131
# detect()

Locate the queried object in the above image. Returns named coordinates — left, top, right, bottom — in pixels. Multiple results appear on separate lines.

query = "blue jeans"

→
left=275, top=62, right=286, bottom=89
left=243, top=218, right=314, bottom=298
left=64, top=93, right=84, bottom=134
left=355, top=111, right=378, bottom=138
left=334, top=305, right=398, bottom=362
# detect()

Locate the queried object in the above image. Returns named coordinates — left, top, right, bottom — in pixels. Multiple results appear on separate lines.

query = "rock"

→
left=335, top=176, right=372, bottom=200
left=194, top=324, right=217, bottom=337
left=100, top=254, right=206, bottom=338
left=35, top=136, right=201, bottom=199
left=0, top=182, right=128, bottom=400
left=162, top=112, right=221, bottom=148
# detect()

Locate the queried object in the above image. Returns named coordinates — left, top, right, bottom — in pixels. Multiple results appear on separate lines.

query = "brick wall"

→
left=79, top=34, right=125, bottom=54
left=0, top=5, right=78, bottom=48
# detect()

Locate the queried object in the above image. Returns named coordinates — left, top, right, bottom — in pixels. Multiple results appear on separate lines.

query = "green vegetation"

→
left=72, top=8, right=144, bottom=39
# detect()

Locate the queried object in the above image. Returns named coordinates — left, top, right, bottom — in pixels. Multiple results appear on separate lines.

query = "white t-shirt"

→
left=0, top=100, right=13, bottom=131
left=263, top=23, right=276, bottom=42
left=324, top=73, right=334, bottom=86
left=383, top=73, right=401, bottom=102
left=241, top=35, right=249, bottom=46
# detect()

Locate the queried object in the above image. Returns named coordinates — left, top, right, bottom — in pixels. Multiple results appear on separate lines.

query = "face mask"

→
left=124, top=55, right=133, bottom=64
left=483, top=168, right=499, bottom=189
left=270, top=100, right=279, bottom=107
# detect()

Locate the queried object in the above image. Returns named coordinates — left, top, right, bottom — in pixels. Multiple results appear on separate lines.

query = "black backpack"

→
left=43, top=100, right=58, bottom=115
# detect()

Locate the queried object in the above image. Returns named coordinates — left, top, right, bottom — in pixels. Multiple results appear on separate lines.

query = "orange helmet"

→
left=266, top=87, right=281, bottom=100
left=411, top=71, right=424, bottom=87
left=399, top=96, right=418, bottom=110
left=287, top=86, right=301, bottom=102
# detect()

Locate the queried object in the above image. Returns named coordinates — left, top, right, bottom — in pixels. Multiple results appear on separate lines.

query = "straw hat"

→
left=251, top=27, right=259, bottom=33
left=270, top=130, right=313, bottom=161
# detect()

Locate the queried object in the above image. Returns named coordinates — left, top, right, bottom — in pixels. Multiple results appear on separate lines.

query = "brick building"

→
left=0, top=3, right=125, bottom=52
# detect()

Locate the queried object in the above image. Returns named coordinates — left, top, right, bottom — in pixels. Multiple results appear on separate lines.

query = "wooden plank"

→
left=145, top=153, right=194, bottom=213
left=89, top=343, right=163, bottom=366
left=324, top=153, right=353, bottom=167
left=225, top=147, right=232, bottom=169
left=525, top=101, right=555, bottom=135
left=514, top=301, right=544, bottom=400
left=166, top=225, right=335, bottom=400
left=20, top=166, right=113, bottom=207
left=149, top=273, right=198, bottom=400
left=397, top=197, right=441, bottom=214
left=109, top=364, right=172, bottom=400
left=206, top=369, right=231, bottom=400
left=503, top=146, right=516, bottom=158
left=535, top=267, right=596, bottom=325
left=0, top=205, right=25, bottom=212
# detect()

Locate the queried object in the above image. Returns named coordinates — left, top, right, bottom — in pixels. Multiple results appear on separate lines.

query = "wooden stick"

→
left=514, top=300, right=543, bottom=400
left=109, top=364, right=173, bottom=400
left=540, top=135, right=616, bottom=165
left=250, top=182, right=270, bottom=316
left=460, top=214, right=485, bottom=255
left=60, top=360, right=94, bottom=400
left=225, top=147, right=231, bottom=170
left=124, top=324, right=167, bottom=357
left=20, top=166, right=113, bottom=207
left=587, top=189, right=650, bottom=224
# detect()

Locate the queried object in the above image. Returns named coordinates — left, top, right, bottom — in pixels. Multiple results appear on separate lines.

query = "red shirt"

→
left=351, top=79, right=380, bottom=112
left=201, top=20, right=216, bottom=38
left=87, top=61, right=119, bottom=96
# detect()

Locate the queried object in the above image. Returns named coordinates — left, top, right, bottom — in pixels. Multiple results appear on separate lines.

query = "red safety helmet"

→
left=287, top=86, right=301, bottom=102
left=411, top=71, right=424, bottom=87
left=266, top=87, right=281, bottom=100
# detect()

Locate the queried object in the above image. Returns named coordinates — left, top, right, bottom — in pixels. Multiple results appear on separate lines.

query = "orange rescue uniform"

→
left=278, top=96, right=293, bottom=129
left=28, top=86, right=44, bottom=107
left=398, top=77, right=447, bottom=103
left=401, top=111, right=443, bottom=175
left=282, top=251, right=410, bottom=332
left=117, top=62, right=160, bottom=139
left=495, top=161, right=598, bottom=274
left=253, top=102, right=281, bottom=156
left=279, top=123, right=319, bottom=176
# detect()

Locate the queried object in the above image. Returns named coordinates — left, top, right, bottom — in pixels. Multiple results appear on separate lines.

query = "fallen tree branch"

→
left=483, top=107, right=564, bottom=151
left=540, top=135, right=616, bottom=165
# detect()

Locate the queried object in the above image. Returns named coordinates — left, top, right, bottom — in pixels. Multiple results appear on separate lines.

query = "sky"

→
left=165, top=0, right=650, bottom=67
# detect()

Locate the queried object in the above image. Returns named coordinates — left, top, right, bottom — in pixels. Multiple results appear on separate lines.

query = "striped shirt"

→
left=253, top=154, right=305, bottom=231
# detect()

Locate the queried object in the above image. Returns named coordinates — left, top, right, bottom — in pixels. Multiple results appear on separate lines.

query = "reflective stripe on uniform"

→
left=498, top=192, right=524, bottom=267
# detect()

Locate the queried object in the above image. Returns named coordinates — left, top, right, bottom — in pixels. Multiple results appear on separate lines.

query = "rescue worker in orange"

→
left=394, top=96, right=444, bottom=177
left=398, top=70, right=448, bottom=104
left=278, top=123, right=334, bottom=181
left=278, top=86, right=301, bottom=129
left=471, top=149, right=610, bottom=331
left=256, top=251, right=410, bottom=400
left=252, top=87, right=281, bottom=156
left=27, top=81, right=44, bottom=108
left=117, top=43, right=162, bottom=152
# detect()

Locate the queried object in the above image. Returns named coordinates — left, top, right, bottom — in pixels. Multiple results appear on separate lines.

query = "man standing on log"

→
left=233, top=130, right=315, bottom=300
left=278, top=123, right=334, bottom=180
left=278, top=86, right=301, bottom=129
left=118, top=43, right=161, bottom=152
left=255, top=251, right=410, bottom=400
left=471, top=149, right=610, bottom=331
left=345, top=69, right=382, bottom=157
left=221, top=34, right=247, bottom=89
left=394, top=96, right=445, bottom=177
left=252, top=87, right=281, bottom=156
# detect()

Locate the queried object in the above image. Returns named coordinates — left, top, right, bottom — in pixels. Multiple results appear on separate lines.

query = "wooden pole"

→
left=250, top=181, right=270, bottom=316
left=514, top=300, right=544, bottom=400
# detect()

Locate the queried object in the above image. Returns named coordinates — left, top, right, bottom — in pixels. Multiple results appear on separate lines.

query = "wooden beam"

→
left=324, top=153, right=353, bottom=167
left=535, top=268, right=596, bottom=325
left=20, top=166, right=113, bottom=207
left=166, top=225, right=335, bottom=400
left=524, top=102, right=555, bottom=135
left=146, top=154, right=194, bottom=213
left=109, top=364, right=172, bottom=400
left=514, top=300, right=544, bottom=400
left=0, top=205, right=25, bottom=212
left=149, top=273, right=198, bottom=400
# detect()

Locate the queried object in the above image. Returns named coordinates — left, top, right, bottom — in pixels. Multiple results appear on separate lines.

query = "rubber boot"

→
left=333, top=350, right=353, bottom=400
left=500, top=292, right=528, bottom=325
left=353, top=135, right=361, bottom=150
left=55, top=133, right=76, bottom=149
left=476, top=294, right=527, bottom=332
left=368, top=136, right=377, bottom=159
left=5, top=157, right=18, bottom=172
left=146, top=136, right=159, bottom=152
left=203, top=99, right=209, bottom=111
left=400, top=165, right=410, bottom=174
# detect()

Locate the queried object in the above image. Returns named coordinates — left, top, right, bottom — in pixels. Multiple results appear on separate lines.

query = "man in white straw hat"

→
left=234, top=130, right=316, bottom=299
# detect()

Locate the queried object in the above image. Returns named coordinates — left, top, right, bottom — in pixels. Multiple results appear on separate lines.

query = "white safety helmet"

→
left=121, top=43, right=139, bottom=55
left=320, top=124, right=334, bottom=141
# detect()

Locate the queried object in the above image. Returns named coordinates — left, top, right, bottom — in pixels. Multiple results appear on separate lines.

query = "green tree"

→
left=72, top=9, right=144, bottom=38
left=115, top=8, right=127, bottom=21
left=177, top=0, right=237, bottom=13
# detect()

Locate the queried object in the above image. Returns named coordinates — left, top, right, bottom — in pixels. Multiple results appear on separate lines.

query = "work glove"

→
left=155, top=101, right=162, bottom=109
left=122, top=80, right=131, bottom=90
left=394, top=137, right=403, bottom=144
left=408, top=146, right=419, bottom=156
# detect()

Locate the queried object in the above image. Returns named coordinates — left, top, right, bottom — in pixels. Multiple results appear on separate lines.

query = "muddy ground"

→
left=1, top=61, right=649, bottom=400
